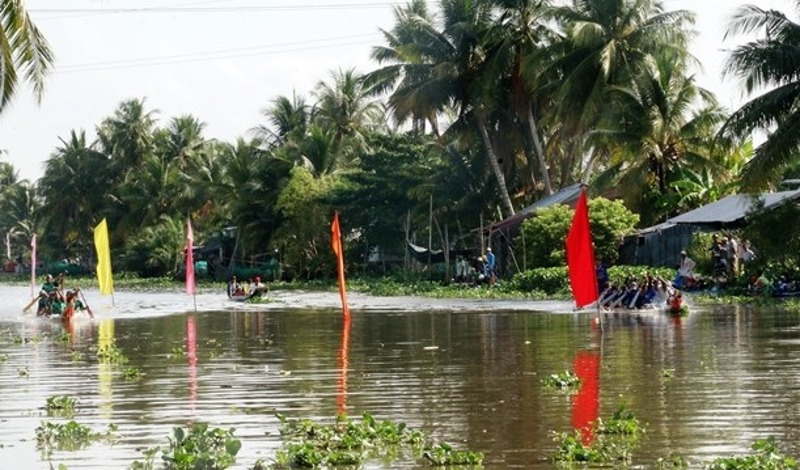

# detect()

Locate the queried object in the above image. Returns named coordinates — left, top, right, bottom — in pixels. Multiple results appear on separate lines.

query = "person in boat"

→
left=653, top=279, right=670, bottom=305
left=674, top=250, right=697, bottom=289
left=250, top=276, right=267, bottom=293
left=227, top=276, right=241, bottom=297
left=668, top=289, right=683, bottom=313
left=36, top=274, right=60, bottom=317
left=62, top=287, right=90, bottom=320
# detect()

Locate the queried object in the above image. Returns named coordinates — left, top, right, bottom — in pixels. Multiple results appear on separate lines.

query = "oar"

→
left=78, top=290, right=94, bottom=318
left=23, top=295, right=40, bottom=313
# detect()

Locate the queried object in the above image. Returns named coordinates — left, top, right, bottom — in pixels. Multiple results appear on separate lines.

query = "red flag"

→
left=331, top=212, right=350, bottom=319
left=566, top=189, right=598, bottom=308
left=186, top=219, right=196, bottom=295
left=30, top=234, right=37, bottom=298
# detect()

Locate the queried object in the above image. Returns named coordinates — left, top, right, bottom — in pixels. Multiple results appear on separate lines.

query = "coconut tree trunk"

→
left=476, top=116, right=516, bottom=217
left=527, top=102, right=553, bottom=196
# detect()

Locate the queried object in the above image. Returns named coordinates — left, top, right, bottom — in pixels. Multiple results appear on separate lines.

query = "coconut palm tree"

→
left=368, top=0, right=518, bottom=217
left=367, top=0, right=443, bottom=135
left=549, top=0, right=695, bottom=182
left=592, top=51, right=729, bottom=223
left=488, top=0, right=558, bottom=195
left=252, top=93, right=310, bottom=149
left=722, top=3, right=800, bottom=190
left=0, top=0, right=53, bottom=112
left=96, top=98, right=158, bottom=177
left=38, top=130, right=110, bottom=253
left=313, top=68, right=384, bottom=165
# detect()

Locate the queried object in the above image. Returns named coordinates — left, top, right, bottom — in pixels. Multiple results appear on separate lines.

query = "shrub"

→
left=515, top=198, right=638, bottom=269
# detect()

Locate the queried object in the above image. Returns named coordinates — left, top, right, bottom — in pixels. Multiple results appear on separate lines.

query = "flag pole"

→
left=186, top=218, right=197, bottom=312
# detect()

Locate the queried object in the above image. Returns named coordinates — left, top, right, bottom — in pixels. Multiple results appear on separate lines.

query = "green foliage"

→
left=130, top=423, right=241, bottom=470
left=606, top=265, right=675, bottom=284
left=552, top=405, right=645, bottom=466
left=122, top=367, right=142, bottom=381
left=704, top=437, right=798, bottom=470
left=744, top=201, right=800, bottom=277
left=509, top=265, right=674, bottom=297
left=272, top=167, right=335, bottom=280
left=509, top=267, right=570, bottom=296
left=540, top=370, right=581, bottom=389
left=272, top=412, right=478, bottom=468
left=422, top=442, right=484, bottom=466
left=45, top=396, right=77, bottom=416
left=96, top=342, right=129, bottom=364
left=588, top=198, right=640, bottom=264
left=35, top=420, right=99, bottom=451
left=515, top=198, right=638, bottom=269
left=516, top=204, right=573, bottom=268
left=122, top=215, right=185, bottom=277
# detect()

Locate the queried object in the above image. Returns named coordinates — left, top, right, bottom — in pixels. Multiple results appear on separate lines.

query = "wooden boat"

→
left=228, top=286, right=267, bottom=302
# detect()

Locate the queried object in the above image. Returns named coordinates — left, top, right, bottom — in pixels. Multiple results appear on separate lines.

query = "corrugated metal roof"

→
left=491, top=183, right=584, bottom=232
left=667, top=189, right=800, bottom=225
left=521, top=183, right=584, bottom=215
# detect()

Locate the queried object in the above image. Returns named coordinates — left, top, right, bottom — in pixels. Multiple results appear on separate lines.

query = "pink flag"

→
left=30, top=234, right=37, bottom=297
left=186, top=219, right=195, bottom=295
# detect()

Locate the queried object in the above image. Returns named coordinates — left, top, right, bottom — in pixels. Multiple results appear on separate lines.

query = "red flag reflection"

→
left=187, top=315, right=198, bottom=413
left=572, top=350, right=600, bottom=444
left=337, top=316, right=351, bottom=415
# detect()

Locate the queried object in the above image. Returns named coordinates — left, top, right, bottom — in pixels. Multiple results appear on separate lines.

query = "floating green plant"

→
left=35, top=420, right=111, bottom=452
left=0, top=353, right=8, bottom=364
left=70, top=351, right=82, bottom=362
left=662, top=368, right=675, bottom=379
left=130, top=423, right=241, bottom=470
left=423, top=442, right=484, bottom=466
left=169, top=346, right=187, bottom=358
left=705, top=437, right=798, bottom=470
left=541, top=370, right=581, bottom=389
left=271, top=412, right=479, bottom=468
left=552, top=405, right=645, bottom=466
left=122, top=367, right=142, bottom=381
left=96, top=343, right=128, bottom=364
left=56, top=331, right=71, bottom=343
left=18, top=366, right=29, bottom=377
left=45, top=396, right=76, bottom=416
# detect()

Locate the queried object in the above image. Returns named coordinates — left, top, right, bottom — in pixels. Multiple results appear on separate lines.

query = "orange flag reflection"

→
left=572, top=350, right=600, bottom=444
left=337, top=316, right=352, bottom=415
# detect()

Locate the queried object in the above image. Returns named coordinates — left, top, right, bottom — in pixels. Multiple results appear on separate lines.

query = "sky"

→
left=0, top=0, right=795, bottom=182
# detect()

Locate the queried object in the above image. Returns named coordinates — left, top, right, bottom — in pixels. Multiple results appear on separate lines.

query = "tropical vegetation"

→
left=3, top=0, right=800, bottom=282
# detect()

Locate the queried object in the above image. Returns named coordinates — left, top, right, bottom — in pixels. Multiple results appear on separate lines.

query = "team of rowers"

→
left=598, top=275, right=683, bottom=313
left=35, top=273, right=94, bottom=320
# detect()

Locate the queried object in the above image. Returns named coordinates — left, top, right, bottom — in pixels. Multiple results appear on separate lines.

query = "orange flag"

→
left=331, top=211, right=350, bottom=319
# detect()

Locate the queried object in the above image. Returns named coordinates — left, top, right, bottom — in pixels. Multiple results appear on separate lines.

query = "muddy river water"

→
left=1, top=285, right=800, bottom=469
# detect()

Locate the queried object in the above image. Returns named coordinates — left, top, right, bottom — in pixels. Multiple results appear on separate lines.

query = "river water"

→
left=1, top=285, right=799, bottom=469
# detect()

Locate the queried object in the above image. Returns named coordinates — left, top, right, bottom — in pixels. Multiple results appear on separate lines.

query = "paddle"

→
left=78, top=290, right=94, bottom=318
left=22, top=294, right=40, bottom=314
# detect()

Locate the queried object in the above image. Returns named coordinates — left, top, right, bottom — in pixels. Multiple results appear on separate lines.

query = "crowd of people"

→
left=597, top=274, right=683, bottom=312
left=34, top=272, right=92, bottom=320
left=673, top=232, right=757, bottom=290
left=454, top=248, right=498, bottom=286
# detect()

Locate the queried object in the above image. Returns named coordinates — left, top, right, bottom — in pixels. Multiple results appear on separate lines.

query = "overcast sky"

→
left=0, top=0, right=795, bottom=182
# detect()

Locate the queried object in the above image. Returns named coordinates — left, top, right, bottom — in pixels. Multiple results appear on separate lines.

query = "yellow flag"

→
left=94, top=218, right=114, bottom=295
